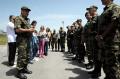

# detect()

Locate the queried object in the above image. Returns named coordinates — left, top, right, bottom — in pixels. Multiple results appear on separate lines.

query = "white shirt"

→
left=6, top=22, right=16, bottom=43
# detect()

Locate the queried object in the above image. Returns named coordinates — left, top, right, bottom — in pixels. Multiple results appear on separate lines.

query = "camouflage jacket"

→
left=98, top=3, right=120, bottom=41
left=14, top=15, right=31, bottom=38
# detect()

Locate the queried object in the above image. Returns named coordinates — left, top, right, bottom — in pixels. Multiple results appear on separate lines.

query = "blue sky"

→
left=0, top=0, right=120, bottom=32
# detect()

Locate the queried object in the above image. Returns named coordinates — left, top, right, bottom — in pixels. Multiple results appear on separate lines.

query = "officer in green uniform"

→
left=96, top=0, right=120, bottom=79
left=15, top=6, right=34, bottom=79
left=66, top=26, right=72, bottom=53
left=84, top=6, right=98, bottom=70
left=86, top=5, right=102, bottom=78
left=84, top=12, right=94, bottom=69
left=74, top=19, right=85, bottom=63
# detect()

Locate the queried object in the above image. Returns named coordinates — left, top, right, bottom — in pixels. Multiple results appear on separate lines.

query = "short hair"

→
left=31, top=20, right=37, bottom=25
left=9, top=15, right=14, bottom=21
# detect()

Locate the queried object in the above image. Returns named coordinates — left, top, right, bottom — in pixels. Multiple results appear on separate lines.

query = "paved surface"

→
left=0, top=45, right=105, bottom=79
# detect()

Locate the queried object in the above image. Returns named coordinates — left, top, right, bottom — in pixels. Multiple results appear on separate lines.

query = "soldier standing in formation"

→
left=59, top=27, right=66, bottom=52
left=96, top=0, right=120, bottom=79
left=51, top=30, right=58, bottom=51
left=66, top=26, right=71, bottom=53
left=84, top=5, right=98, bottom=70
left=15, top=6, right=34, bottom=79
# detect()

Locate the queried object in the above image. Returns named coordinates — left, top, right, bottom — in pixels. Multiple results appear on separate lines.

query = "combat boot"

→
left=16, top=70, right=27, bottom=79
left=90, top=72, right=101, bottom=78
left=22, top=68, right=32, bottom=74
left=85, top=62, right=94, bottom=69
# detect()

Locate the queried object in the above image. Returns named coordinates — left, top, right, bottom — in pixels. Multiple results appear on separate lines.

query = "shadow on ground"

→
left=1, top=61, right=9, bottom=67
left=63, top=52, right=86, bottom=68
left=62, top=52, right=90, bottom=79
left=65, top=68, right=89, bottom=79
left=6, top=68, right=17, bottom=76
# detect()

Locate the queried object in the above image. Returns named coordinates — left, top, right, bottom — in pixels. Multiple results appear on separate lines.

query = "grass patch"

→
left=0, top=34, right=7, bottom=45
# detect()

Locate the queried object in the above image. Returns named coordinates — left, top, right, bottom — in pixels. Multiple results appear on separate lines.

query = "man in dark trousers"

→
left=6, top=15, right=16, bottom=66
left=59, top=27, right=66, bottom=52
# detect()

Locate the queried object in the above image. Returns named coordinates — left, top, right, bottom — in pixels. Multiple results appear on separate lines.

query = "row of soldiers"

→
left=66, top=0, right=120, bottom=79
left=50, top=27, right=66, bottom=52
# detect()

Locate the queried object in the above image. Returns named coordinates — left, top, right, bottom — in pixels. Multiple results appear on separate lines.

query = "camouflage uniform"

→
left=97, top=3, right=120, bottom=79
left=113, top=29, right=120, bottom=79
left=51, top=32, right=58, bottom=51
left=84, top=20, right=93, bottom=62
left=74, top=26, right=84, bottom=61
left=15, top=15, right=31, bottom=70
left=84, top=17, right=98, bottom=65
left=67, top=29, right=71, bottom=53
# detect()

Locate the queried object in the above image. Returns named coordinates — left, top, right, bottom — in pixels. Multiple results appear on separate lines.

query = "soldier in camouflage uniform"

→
left=96, top=0, right=120, bottom=79
left=85, top=6, right=102, bottom=78
left=74, top=19, right=85, bottom=63
left=84, top=6, right=99, bottom=71
left=15, top=6, right=34, bottom=79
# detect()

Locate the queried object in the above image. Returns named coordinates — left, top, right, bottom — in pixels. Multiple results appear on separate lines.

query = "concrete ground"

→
left=0, top=45, right=105, bottom=79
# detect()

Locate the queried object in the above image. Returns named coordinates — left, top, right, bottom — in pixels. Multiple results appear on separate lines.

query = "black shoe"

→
left=88, top=70, right=101, bottom=74
left=85, top=63, right=93, bottom=69
left=72, top=57, right=77, bottom=60
left=60, top=50, right=63, bottom=52
left=88, top=71, right=94, bottom=74
left=55, top=50, right=58, bottom=52
left=9, top=63, right=14, bottom=66
left=104, top=77, right=109, bottom=79
left=90, top=73, right=101, bottom=78
left=22, top=68, right=32, bottom=74
left=16, top=72, right=27, bottom=79
left=77, top=59, right=82, bottom=63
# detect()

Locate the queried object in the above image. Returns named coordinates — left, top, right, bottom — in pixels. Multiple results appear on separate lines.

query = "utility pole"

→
left=62, top=21, right=64, bottom=28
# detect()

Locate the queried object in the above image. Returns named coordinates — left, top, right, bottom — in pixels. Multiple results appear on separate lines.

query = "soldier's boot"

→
left=88, top=61, right=102, bottom=74
left=89, top=61, right=102, bottom=78
left=85, top=62, right=94, bottom=69
left=78, top=56, right=85, bottom=63
left=63, top=48, right=65, bottom=52
left=22, top=68, right=32, bottom=74
left=16, top=70, right=27, bottom=79
left=90, top=72, right=101, bottom=78
left=78, top=58, right=84, bottom=63
left=22, top=66, right=32, bottom=74
left=88, top=66, right=101, bottom=74
left=72, top=55, right=77, bottom=60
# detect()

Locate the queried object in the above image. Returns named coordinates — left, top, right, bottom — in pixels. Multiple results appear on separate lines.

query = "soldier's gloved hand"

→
left=95, top=35, right=103, bottom=41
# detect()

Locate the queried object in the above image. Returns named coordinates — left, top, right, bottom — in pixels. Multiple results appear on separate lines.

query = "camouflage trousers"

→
left=86, top=36, right=97, bottom=63
left=16, top=37, right=30, bottom=70
left=114, top=50, right=120, bottom=79
left=98, top=42, right=118, bottom=79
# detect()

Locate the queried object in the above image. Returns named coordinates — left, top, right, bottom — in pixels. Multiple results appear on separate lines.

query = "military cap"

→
left=86, top=5, right=98, bottom=11
left=21, top=6, right=31, bottom=11
left=76, top=19, right=82, bottom=22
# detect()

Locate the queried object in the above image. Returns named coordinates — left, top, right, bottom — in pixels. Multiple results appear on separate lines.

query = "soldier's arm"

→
left=14, top=17, right=34, bottom=33
left=102, top=6, right=120, bottom=38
